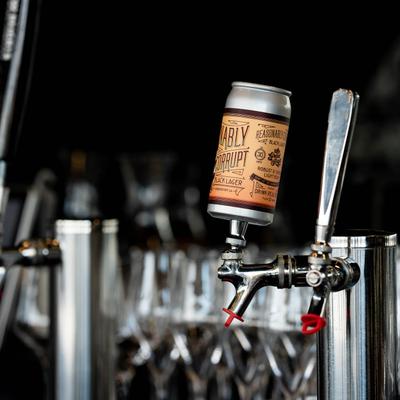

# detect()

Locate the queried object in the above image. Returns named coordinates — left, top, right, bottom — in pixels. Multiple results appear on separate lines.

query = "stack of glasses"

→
left=116, top=245, right=317, bottom=400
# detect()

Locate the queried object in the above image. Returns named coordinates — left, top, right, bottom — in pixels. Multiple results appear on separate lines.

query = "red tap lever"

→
left=222, top=308, right=244, bottom=328
left=301, top=313, right=326, bottom=335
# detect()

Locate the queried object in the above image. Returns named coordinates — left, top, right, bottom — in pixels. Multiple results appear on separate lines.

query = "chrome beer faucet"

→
left=215, top=89, right=360, bottom=333
left=0, top=238, right=61, bottom=268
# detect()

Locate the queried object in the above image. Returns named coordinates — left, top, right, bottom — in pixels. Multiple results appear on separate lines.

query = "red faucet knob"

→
left=222, top=308, right=244, bottom=328
left=301, top=313, right=326, bottom=335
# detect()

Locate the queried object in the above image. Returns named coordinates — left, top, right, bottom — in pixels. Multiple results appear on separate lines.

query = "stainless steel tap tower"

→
left=319, top=230, right=398, bottom=399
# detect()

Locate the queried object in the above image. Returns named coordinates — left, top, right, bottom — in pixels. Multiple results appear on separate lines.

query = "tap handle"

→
left=315, top=89, right=359, bottom=244
left=302, top=90, right=359, bottom=335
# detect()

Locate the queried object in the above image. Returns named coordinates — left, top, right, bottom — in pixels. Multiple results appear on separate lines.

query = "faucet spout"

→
left=218, top=249, right=290, bottom=327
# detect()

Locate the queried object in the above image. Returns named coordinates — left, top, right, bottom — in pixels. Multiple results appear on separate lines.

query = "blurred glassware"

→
left=64, top=150, right=100, bottom=219
left=259, top=330, right=317, bottom=399
left=123, top=248, right=185, bottom=399
left=119, top=153, right=208, bottom=250
left=223, top=326, right=269, bottom=400
left=222, top=259, right=272, bottom=400
left=171, top=246, right=222, bottom=400
left=169, top=163, right=207, bottom=245
left=119, top=153, right=176, bottom=248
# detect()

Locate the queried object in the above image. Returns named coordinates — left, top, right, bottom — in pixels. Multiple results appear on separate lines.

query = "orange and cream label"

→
left=209, top=108, right=289, bottom=213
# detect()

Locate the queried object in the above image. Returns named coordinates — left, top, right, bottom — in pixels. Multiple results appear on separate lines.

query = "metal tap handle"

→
left=302, top=89, right=359, bottom=335
left=315, top=89, right=359, bottom=243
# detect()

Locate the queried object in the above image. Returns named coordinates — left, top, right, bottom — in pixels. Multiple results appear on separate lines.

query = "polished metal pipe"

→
left=54, top=219, right=118, bottom=400
left=318, top=230, right=398, bottom=399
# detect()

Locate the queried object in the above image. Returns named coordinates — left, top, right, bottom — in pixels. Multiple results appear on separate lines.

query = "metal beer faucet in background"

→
left=0, top=0, right=63, bottom=349
left=214, top=89, right=360, bottom=333
left=0, top=0, right=43, bottom=277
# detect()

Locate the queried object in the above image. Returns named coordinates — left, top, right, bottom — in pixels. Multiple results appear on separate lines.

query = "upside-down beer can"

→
left=208, top=82, right=291, bottom=225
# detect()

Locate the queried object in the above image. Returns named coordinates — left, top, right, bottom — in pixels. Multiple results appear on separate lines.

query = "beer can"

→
left=208, top=82, right=291, bottom=225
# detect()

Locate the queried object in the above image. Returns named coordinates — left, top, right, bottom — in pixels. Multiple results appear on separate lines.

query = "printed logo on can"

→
left=209, top=108, right=289, bottom=213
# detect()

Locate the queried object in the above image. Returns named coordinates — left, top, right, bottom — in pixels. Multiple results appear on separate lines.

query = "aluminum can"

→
left=208, top=81, right=291, bottom=225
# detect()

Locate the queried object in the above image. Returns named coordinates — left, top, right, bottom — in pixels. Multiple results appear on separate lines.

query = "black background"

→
left=2, top=3, right=400, bottom=399
left=8, top=3, right=400, bottom=244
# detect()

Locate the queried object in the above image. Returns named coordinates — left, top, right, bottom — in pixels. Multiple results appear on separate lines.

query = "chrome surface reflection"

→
left=55, top=219, right=118, bottom=400
left=319, top=230, right=398, bottom=399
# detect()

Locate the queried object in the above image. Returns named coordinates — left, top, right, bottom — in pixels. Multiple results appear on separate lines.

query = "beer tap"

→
left=0, top=238, right=61, bottom=269
left=210, top=88, right=360, bottom=334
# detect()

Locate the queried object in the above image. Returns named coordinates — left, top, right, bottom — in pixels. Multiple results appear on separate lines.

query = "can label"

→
left=209, top=108, right=289, bottom=213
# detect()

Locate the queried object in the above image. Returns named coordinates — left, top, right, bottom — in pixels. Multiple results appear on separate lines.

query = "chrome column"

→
left=318, top=230, right=398, bottom=399
left=54, top=219, right=118, bottom=400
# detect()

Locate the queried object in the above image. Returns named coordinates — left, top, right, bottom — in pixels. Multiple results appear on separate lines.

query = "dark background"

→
left=2, top=3, right=400, bottom=399
left=8, top=3, right=400, bottom=245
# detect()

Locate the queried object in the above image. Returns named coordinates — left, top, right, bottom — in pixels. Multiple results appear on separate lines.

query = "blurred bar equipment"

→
left=0, top=0, right=28, bottom=280
left=1, top=4, right=123, bottom=398
left=0, top=170, right=57, bottom=348
left=207, top=84, right=400, bottom=398
left=0, top=0, right=43, bottom=345
left=54, top=219, right=118, bottom=400
left=0, top=0, right=42, bottom=234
